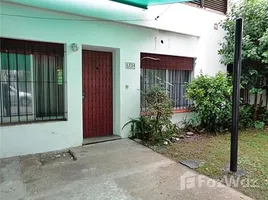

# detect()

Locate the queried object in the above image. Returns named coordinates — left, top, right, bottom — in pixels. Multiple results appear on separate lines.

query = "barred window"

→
left=140, top=53, right=193, bottom=111
left=0, top=38, right=66, bottom=124
left=141, top=69, right=192, bottom=111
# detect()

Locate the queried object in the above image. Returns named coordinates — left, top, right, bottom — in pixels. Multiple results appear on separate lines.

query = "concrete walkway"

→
left=1, top=139, right=251, bottom=200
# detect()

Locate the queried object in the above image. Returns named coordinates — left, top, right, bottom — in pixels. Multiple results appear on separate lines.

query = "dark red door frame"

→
left=82, top=50, right=113, bottom=138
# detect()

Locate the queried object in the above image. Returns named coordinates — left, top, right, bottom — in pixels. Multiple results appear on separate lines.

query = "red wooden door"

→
left=82, top=50, right=113, bottom=138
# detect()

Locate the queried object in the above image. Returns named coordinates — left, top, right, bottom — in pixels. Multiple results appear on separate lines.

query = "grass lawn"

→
left=154, top=129, right=268, bottom=200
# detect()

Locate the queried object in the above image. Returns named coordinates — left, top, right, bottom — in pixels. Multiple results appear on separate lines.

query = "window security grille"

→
left=0, top=38, right=66, bottom=124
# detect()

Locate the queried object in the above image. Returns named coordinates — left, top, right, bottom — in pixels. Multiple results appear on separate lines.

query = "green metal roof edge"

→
left=111, top=0, right=148, bottom=9
left=110, top=0, right=195, bottom=9
left=149, top=0, right=195, bottom=6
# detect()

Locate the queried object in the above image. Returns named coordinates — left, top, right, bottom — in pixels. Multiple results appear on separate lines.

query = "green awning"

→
left=111, top=0, right=195, bottom=9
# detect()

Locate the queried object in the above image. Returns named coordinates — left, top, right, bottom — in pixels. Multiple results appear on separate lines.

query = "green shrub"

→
left=181, top=114, right=202, bottom=132
left=239, top=104, right=254, bottom=128
left=254, top=121, right=265, bottom=130
left=258, top=108, right=268, bottom=125
left=185, top=72, right=232, bottom=133
left=239, top=104, right=268, bottom=129
left=123, top=84, right=174, bottom=143
left=122, top=116, right=153, bottom=141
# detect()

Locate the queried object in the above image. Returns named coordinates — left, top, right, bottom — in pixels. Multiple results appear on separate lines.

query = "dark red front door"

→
left=82, top=50, right=113, bottom=138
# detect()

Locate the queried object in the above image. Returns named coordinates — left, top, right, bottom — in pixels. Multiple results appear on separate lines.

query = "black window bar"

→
left=0, top=38, right=66, bottom=125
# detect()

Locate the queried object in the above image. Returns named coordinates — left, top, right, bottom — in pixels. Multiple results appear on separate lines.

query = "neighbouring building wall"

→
left=0, top=1, right=226, bottom=158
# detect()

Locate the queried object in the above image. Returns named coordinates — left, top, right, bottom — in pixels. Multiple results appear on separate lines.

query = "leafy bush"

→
left=122, top=116, right=153, bottom=141
left=258, top=108, right=268, bottom=125
left=239, top=104, right=254, bottom=129
left=254, top=121, right=265, bottom=130
left=185, top=72, right=232, bottom=132
left=123, top=84, right=175, bottom=143
left=185, top=72, right=267, bottom=132
left=181, top=114, right=202, bottom=133
left=239, top=104, right=268, bottom=129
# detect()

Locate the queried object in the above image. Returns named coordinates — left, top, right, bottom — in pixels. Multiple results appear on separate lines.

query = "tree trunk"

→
left=265, top=90, right=268, bottom=110
left=253, top=93, right=258, bottom=121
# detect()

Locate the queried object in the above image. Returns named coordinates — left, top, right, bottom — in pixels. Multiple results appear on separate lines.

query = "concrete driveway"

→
left=1, top=139, right=251, bottom=200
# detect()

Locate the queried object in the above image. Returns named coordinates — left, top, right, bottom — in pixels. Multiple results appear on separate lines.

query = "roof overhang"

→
left=1, top=0, right=203, bottom=37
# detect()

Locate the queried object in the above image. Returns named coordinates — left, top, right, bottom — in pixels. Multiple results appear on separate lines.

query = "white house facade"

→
left=0, top=0, right=227, bottom=158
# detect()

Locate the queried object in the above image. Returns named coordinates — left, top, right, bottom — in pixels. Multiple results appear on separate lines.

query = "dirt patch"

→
left=179, top=133, right=212, bottom=143
left=39, top=151, right=75, bottom=166
left=19, top=150, right=77, bottom=170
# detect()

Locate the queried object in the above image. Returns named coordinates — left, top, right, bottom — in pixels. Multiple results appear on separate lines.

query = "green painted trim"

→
left=111, top=0, right=148, bottom=9
left=110, top=0, right=195, bottom=8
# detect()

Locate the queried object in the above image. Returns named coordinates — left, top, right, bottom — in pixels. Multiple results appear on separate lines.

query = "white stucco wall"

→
left=0, top=1, right=226, bottom=158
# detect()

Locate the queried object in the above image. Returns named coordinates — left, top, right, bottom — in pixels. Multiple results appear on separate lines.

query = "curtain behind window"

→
left=33, top=54, right=64, bottom=118
left=168, top=70, right=191, bottom=109
left=140, top=69, right=166, bottom=110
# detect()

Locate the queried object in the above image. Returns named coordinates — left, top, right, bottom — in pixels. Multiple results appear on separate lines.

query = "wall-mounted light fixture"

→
left=214, top=23, right=219, bottom=30
left=71, top=43, right=79, bottom=52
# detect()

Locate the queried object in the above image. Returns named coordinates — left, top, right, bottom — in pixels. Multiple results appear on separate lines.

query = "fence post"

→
left=230, top=18, right=243, bottom=172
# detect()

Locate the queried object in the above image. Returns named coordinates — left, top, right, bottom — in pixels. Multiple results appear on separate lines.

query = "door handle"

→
left=82, top=92, right=86, bottom=99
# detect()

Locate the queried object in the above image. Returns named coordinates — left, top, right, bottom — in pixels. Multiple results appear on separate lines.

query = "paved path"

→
left=0, top=139, right=251, bottom=200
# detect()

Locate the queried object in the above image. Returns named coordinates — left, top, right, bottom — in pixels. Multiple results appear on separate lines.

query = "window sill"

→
left=140, top=109, right=189, bottom=116
left=0, top=118, right=67, bottom=127
left=172, top=109, right=190, bottom=114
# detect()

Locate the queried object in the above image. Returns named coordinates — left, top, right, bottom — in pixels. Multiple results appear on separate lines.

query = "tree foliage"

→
left=219, top=0, right=268, bottom=65
left=219, top=0, right=268, bottom=118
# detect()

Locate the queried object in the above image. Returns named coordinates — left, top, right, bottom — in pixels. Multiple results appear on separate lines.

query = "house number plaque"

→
left=125, top=62, right=135, bottom=70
